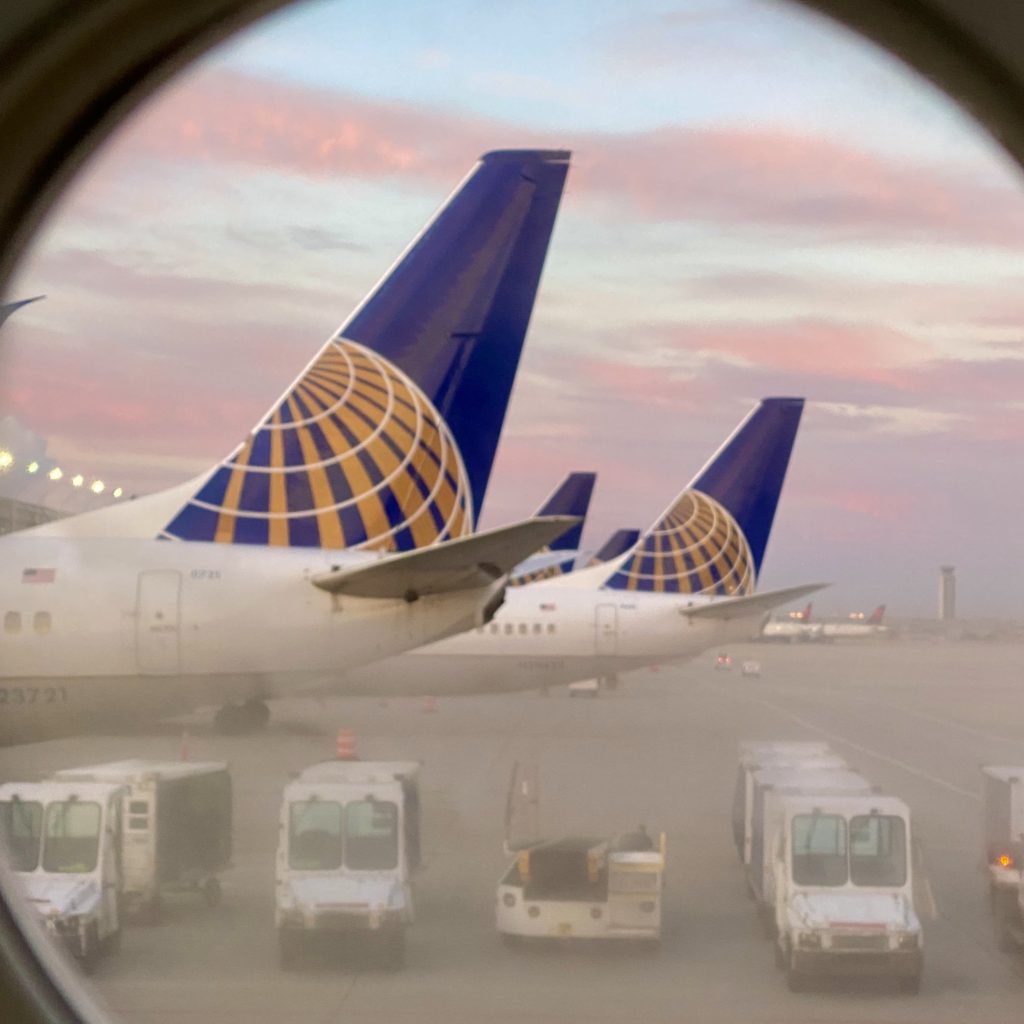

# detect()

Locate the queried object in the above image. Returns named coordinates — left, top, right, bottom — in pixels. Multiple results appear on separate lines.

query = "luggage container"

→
left=53, top=760, right=231, bottom=918
left=770, top=793, right=923, bottom=993
left=0, top=779, right=126, bottom=971
left=732, top=742, right=844, bottom=864
left=496, top=829, right=665, bottom=945
left=980, top=765, right=1024, bottom=949
left=275, top=761, right=421, bottom=970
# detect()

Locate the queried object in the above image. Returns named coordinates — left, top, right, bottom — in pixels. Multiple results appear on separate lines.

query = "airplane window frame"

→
left=2, top=2, right=1024, bottom=1024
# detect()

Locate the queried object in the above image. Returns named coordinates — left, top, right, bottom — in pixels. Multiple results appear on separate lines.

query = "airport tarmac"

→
left=3, top=639, right=1024, bottom=1024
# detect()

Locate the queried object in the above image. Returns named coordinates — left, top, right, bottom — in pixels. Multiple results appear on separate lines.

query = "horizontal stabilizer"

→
left=0, top=295, right=44, bottom=328
left=312, top=516, right=580, bottom=600
left=681, top=582, right=828, bottom=621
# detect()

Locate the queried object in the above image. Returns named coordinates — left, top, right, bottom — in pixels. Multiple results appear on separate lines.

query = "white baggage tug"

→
left=770, top=793, right=923, bottom=993
left=275, top=760, right=420, bottom=969
left=496, top=830, right=666, bottom=946
left=980, top=765, right=1024, bottom=950
left=0, top=779, right=126, bottom=971
left=53, top=759, right=232, bottom=919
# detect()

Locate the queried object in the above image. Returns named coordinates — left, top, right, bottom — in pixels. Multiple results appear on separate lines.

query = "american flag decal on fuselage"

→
left=22, top=568, right=56, bottom=584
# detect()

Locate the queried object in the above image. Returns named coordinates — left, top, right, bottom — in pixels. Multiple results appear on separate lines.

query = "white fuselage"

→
left=325, top=583, right=767, bottom=697
left=0, top=536, right=498, bottom=744
left=820, top=622, right=887, bottom=639
left=761, top=621, right=822, bottom=642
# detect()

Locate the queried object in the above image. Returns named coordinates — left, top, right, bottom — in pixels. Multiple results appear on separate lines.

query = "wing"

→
left=681, top=582, right=828, bottom=621
left=311, top=516, right=580, bottom=600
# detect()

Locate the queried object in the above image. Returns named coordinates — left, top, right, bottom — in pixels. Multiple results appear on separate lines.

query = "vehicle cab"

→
left=0, top=780, right=125, bottom=971
left=731, top=742, right=844, bottom=865
left=274, top=760, right=420, bottom=969
left=771, top=793, right=922, bottom=992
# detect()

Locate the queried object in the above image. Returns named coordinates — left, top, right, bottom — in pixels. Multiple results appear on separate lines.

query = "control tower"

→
left=939, top=565, right=956, bottom=620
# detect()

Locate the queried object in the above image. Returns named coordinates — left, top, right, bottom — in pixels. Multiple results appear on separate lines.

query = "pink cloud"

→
left=653, top=318, right=931, bottom=386
left=82, top=67, right=1024, bottom=247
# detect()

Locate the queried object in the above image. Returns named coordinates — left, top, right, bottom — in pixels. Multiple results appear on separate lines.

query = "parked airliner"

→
left=0, top=150, right=572, bottom=743
left=311, top=397, right=823, bottom=699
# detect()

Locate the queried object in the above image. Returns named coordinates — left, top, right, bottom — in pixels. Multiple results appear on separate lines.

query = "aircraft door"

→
left=136, top=570, right=182, bottom=674
left=594, top=603, right=618, bottom=656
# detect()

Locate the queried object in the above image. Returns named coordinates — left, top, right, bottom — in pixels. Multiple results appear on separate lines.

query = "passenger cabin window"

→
left=33, top=611, right=51, bottom=635
left=504, top=623, right=514, bottom=636
left=532, top=623, right=542, bottom=635
left=518, top=622, right=528, bottom=635
left=3, top=611, right=20, bottom=635
left=547, top=623, right=556, bottom=634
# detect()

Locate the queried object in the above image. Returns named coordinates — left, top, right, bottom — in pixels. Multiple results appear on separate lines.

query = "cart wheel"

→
left=202, top=877, right=222, bottom=908
left=102, top=925, right=122, bottom=955
left=79, top=924, right=101, bottom=975
left=382, top=929, right=405, bottom=971
left=143, top=895, right=163, bottom=925
left=898, top=970, right=922, bottom=995
left=278, top=929, right=301, bottom=970
left=785, top=949, right=805, bottom=992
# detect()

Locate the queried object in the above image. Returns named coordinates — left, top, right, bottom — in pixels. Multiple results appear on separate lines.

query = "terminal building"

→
left=0, top=496, right=65, bottom=536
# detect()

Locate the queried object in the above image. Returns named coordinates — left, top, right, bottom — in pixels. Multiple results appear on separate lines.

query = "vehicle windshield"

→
left=791, top=813, right=847, bottom=886
left=849, top=814, right=907, bottom=887
left=41, top=801, right=101, bottom=874
left=345, top=800, right=398, bottom=870
left=288, top=800, right=343, bottom=870
left=0, top=800, right=42, bottom=872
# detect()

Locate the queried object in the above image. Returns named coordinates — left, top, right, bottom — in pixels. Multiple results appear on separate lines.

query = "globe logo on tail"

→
left=163, top=339, right=474, bottom=550
left=604, top=490, right=754, bottom=595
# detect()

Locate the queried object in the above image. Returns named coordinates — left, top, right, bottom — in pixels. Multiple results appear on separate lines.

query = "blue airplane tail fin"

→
left=589, top=528, right=641, bottom=566
left=509, top=471, right=596, bottom=586
left=533, top=471, right=595, bottom=551
left=161, top=150, right=570, bottom=550
left=601, top=398, right=804, bottom=594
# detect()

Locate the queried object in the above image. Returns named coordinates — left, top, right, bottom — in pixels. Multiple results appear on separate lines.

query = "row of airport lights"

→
left=0, top=448, right=124, bottom=499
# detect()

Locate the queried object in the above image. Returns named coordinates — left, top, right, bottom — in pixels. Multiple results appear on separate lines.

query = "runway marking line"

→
left=715, top=687, right=981, bottom=803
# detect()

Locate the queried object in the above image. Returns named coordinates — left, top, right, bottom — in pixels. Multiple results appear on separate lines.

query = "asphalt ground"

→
left=3, top=639, right=1024, bottom=1024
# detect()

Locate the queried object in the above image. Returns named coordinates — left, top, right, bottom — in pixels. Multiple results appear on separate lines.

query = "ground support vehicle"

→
left=748, top=767, right=873, bottom=926
left=568, top=679, right=599, bottom=698
left=770, top=793, right=923, bottom=993
left=732, top=742, right=844, bottom=865
left=496, top=830, right=665, bottom=946
left=980, top=765, right=1024, bottom=950
left=275, top=760, right=421, bottom=970
left=0, top=780, right=126, bottom=971
left=54, top=760, right=231, bottom=920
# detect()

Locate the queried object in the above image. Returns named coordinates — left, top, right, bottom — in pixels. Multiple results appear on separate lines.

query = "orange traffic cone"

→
left=335, top=728, right=358, bottom=760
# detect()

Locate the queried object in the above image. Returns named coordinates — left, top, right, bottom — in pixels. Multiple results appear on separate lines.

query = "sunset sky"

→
left=3, top=0, right=1024, bottom=616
